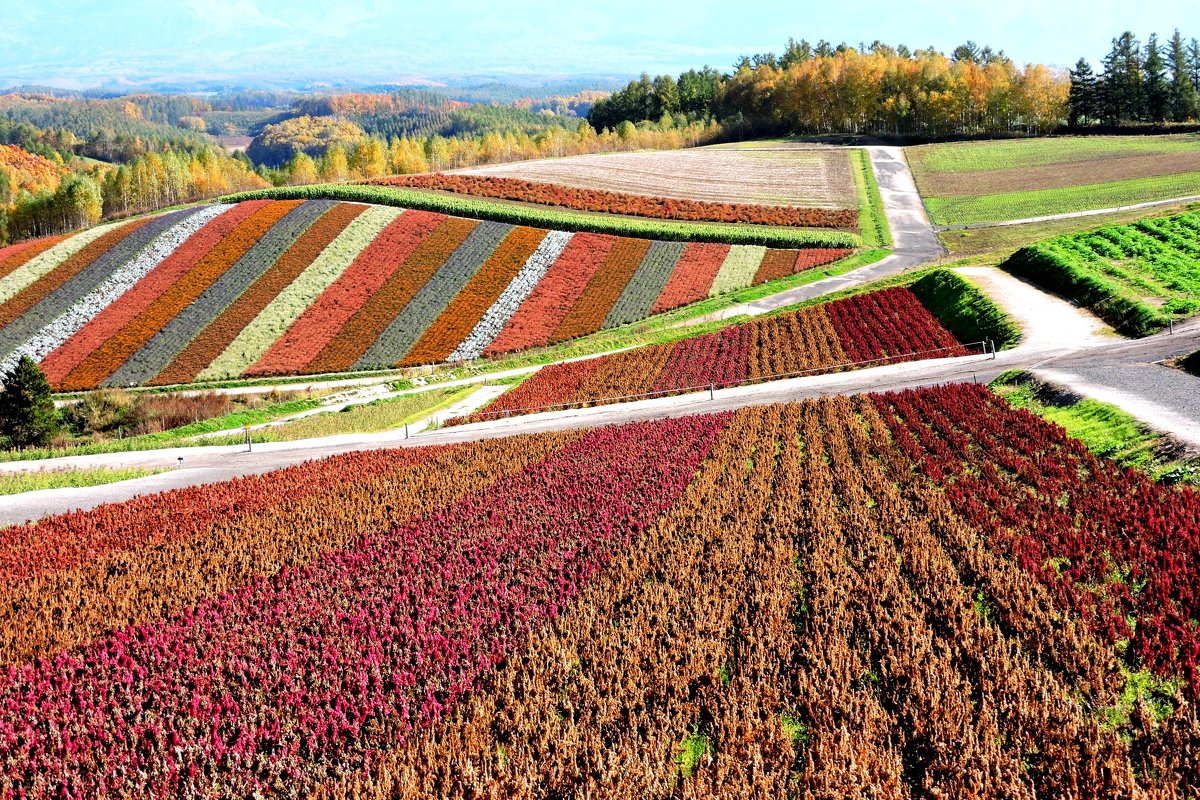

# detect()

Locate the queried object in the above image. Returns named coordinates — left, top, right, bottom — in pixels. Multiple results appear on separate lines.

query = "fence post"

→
left=405, top=423, right=409, bottom=440
left=709, top=383, right=714, bottom=401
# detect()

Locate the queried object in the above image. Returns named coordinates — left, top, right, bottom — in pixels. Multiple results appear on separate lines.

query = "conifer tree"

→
left=0, top=355, right=59, bottom=450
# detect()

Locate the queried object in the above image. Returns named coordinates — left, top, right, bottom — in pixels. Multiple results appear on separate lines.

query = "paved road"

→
left=5, top=308, right=1197, bottom=526
left=704, top=146, right=944, bottom=321
left=937, top=194, right=1200, bottom=231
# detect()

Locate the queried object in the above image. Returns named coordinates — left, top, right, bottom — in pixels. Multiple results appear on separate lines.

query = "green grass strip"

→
left=908, top=270, right=1020, bottom=348
left=992, top=372, right=1199, bottom=485
left=220, top=184, right=862, bottom=249
left=926, top=172, right=1200, bottom=226
left=851, top=149, right=891, bottom=248
left=0, top=466, right=164, bottom=495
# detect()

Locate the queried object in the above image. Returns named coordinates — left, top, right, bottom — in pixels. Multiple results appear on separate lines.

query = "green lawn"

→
left=0, top=466, right=165, bottom=495
left=851, top=149, right=891, bottom=248
left=926, top=172, right=1200, bottom=226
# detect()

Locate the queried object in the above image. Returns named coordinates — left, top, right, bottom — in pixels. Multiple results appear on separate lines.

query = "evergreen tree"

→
left=1168, top=30, right=1199, bottom=121
left=1143, top=33, right=1171, bottom=122
left=0, top=355, right=59, bottom=450
left=1068, top=58, right=1100, bottom=126
left=1102, top=32, right=1143, bottom=122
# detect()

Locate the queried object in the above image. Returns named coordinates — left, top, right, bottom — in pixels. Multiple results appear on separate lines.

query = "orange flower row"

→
left=549, top=237, right=652, bottom=344
left=40, top=202, right=267, bottom=387
left=254, top=210, right=442, bottom=377
left=60, top=201, right=300, bottom=390
left=301, top=216, right=477, bottom=375
left=0, top=234, right=68, bottom=283
left=371, top=172, right=859, bottom=229
left=152, top=203, right=369, bottom=386
left=0, top=219, right=151, bottom=332
left=401, top=226, right=548, bottom=367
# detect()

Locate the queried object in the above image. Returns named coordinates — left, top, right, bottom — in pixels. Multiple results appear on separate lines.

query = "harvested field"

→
left=458, top=144, right=857, bottom=209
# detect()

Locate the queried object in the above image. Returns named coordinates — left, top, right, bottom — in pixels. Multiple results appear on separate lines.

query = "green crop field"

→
left=908, top=135, right=1200, bottom=226
left=1002, top=210, right=1200, bottom=336
left=926, top=173, right=1200, bottom=226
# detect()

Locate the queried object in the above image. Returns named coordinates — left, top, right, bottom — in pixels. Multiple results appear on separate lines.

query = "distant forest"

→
left=588, top=31, right=1200, bottom=137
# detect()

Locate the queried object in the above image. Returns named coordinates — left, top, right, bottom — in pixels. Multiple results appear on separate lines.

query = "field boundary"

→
left=937, top=194, right=1200, bottom=231
left=221, top=185, right=862, bottom=248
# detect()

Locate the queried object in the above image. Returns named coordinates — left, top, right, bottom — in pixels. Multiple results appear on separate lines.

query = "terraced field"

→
left=0, top=200, right=853, bottom=390
left=457, top=143, right=859, bottom=209
left=908, top=135, right=1200, bottom=225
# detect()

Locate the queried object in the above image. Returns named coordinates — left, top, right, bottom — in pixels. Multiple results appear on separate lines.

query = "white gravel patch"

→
left=448, top=230, right=572, bottom=362
left=1, top=205, right=232, bottom=373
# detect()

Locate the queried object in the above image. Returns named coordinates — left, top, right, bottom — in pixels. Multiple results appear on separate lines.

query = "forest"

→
left=589, top=31, right=1200, bottom=137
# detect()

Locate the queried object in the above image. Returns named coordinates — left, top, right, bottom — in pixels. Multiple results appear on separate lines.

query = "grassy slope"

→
left=992, top=372, right=1199, bottom=485
left=939, top=202, right=1200, bottom=259
left=1000, top=210, right=1200, bottom=337
left=0, top=466, right=164, bottom=495
left=908, top=135, right=1200, bottom=225
left=220, top=185, right=861, bottom=249
left=908, top=271, right=1020, bottom=348
left=926, top=172, right=1200, bottom=226
left=851, top=149, right=891, bottom=248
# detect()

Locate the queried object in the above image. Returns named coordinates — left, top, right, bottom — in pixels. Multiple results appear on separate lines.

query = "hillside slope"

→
left=0, top=200, right=853, bottom=390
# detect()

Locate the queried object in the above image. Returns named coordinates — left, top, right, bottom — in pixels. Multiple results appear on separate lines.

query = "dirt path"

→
left=952, top=266, right=1109, bottom=347
left=936, top=193, right=1200, bottom=231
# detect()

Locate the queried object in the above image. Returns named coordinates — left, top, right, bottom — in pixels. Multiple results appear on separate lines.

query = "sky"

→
left=0, top=0, right=1195, bottom=89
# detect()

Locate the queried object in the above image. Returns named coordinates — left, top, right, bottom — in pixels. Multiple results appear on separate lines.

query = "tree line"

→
left=589, top=39, right=1067, bottom=137
left=1069, top=30, right=1200, bottom=125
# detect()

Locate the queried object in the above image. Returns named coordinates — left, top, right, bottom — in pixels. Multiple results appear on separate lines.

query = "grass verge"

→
left=925, top=172, right=1200, bottom=226
left=209, top=385, right=477, bottom=444
left=0, top=466, right=165, bottom=495
left=220, top=184, right=862, bottom=249
left=851, top=149, right=891, bottom=248
left=1, top=395, right=326, bottom=463
left=992, top=371, right=1199, bottom=485
left=908, top=270, right=1020, bottom=349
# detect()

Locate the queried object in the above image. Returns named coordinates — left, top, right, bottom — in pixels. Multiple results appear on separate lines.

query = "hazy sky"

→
left=0, top=0, right=1194, bottom=88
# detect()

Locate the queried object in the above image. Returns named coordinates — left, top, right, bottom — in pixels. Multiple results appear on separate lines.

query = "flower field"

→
left=3, top=385, right=1198, bottom=797
left=469, top=286, right=971, bottom=418
left=0, top=200, right=852, bottom=390
left=369, top=173, right=859, bottom=228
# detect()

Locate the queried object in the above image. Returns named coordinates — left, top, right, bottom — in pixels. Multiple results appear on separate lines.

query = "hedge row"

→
left=220, top=184, right=863, bottom=249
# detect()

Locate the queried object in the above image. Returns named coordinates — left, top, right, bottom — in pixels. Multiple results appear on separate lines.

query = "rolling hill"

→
left=0, top=199, right=854, bottom=390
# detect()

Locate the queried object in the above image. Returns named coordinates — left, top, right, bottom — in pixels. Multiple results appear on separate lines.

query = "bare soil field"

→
left=923, top=151, right=1200, bottom=196
left=457, top=145, right=857, bottom=209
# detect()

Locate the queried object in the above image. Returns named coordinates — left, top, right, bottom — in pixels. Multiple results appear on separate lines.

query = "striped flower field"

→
left=0, top=200, right=852, bottom=390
